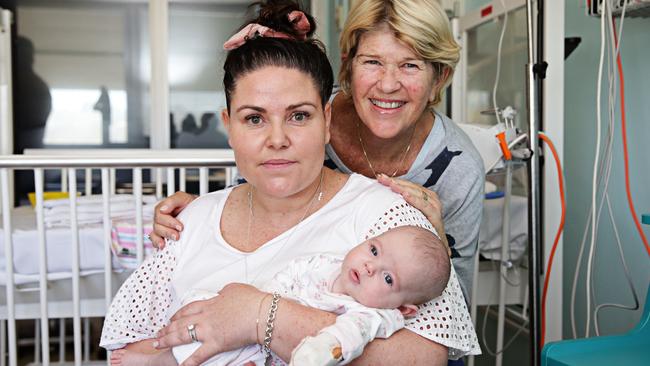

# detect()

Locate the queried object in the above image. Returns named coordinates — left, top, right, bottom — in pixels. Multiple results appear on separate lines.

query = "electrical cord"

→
left=585, top=0, right=608, bottom=337
left=538, top=132, right=565, bottom=348
left=594, top=193, right=640, bottom=335
left=591, top=2, right=642, bottom=336
left=571, top=0, right=641, bottom=339
left=570, top=86, right=618, bottom=338
left=570, top=5, right=619, bottom=337
left=589, top=3, right=626, bottom=332
left=570, top=92, right=616, bottom=338
left=492, top=0, right=508, bottom=126
left=480, top=260, right=529, bottom=356
left=587, top=0, right=644, bottom=338
left=581, top=5, right=617, bottom=337
left=571, top=102, right=616, bottom=339
left=612, top=10, right=649, bottom=257
left=589, top=1, right=621, bottom=334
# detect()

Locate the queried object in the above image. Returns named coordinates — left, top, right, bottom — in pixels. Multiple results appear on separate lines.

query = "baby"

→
left=109, top=225, right=450, bottom=366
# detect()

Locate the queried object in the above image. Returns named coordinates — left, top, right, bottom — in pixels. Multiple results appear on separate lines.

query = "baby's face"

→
left=334, top=228, right=425, bottom=309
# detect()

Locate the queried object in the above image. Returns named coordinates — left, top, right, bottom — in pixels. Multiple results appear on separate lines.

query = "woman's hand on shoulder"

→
left=150, top=191, right=198, bottom=249
left=155, top=283, right=266, bottom=366
left=376, top=174, right=451, bottom=255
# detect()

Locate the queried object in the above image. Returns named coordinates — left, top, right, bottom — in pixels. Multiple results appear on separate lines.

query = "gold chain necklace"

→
left=244, top=169, right=325, bottom=283
left=356, top=119, right=418, bottom=178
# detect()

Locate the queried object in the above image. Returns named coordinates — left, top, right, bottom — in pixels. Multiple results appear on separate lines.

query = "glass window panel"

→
left=168, top=3, right=248, bottom=149
left=14, top=0, right=151, bottom=150
left=465, top=0, right=494, bottom=14
left=465, top=7, right=530, bottom=195
left=465, top=7, right=528, bottom=131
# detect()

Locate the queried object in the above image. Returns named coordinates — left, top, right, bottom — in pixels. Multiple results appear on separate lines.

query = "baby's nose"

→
left=364, top=262, right=375, bottom=276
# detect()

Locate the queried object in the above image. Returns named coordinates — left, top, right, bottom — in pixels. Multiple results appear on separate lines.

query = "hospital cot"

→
left=0, top=150, right=236, bottom=366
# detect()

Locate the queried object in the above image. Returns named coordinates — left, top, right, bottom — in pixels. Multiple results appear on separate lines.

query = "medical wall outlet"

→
left=587, top=0, right=650, bottom=18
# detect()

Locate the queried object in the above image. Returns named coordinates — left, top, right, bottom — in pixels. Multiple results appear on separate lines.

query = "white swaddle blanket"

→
left=42, top=194, right=157, bottom=227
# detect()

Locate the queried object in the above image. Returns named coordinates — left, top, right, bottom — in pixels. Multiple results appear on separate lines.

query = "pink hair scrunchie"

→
left=288, top=10, right=310, bottom=39
left=223, top=10, right=311, bottom=50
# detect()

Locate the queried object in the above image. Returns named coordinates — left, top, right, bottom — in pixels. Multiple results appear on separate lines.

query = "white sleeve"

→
left=321, top=307, right=404, bottom=364
left=362, top=200, right=481, bottom=360
left=100, top=241, right=179, bottom=350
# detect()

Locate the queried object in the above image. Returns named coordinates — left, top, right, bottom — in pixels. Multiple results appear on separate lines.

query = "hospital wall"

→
left=563, top=2, right=650, bottom=337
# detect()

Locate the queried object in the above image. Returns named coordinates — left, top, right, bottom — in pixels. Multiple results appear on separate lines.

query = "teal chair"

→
left=542, top=285, right=650, bottom=365
left=542, top=214, right=650, bottom=365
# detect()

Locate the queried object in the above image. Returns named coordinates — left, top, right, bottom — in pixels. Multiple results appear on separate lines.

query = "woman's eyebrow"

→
left=286, top=102, right=317, bottom=110
left=357, top=53, right=423, bottom=64
left=236, top=103, right=316, bottom=113
left=356, top=53, right=379, bottom=59
left=236, top=105, right=265, bottom=113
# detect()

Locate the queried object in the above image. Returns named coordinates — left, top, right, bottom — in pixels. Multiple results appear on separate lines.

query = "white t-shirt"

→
left=100, top=174, right=480, bottom=360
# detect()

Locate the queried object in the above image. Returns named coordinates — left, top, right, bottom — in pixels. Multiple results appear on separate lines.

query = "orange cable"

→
left=612, top=19, right=650, bottom=257
left=539, top=133, right=565, bottom=348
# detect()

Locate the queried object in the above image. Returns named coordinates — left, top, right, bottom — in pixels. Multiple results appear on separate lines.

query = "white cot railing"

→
left=0, top=151, right=235, bottom=366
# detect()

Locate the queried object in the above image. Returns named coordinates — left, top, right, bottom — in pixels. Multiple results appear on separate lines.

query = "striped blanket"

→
left=111, top=221, right=155, bottom=269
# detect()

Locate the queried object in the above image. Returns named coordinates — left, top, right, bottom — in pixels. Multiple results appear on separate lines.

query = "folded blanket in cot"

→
left=43, top=194, right=157, bottom=208
left=43, top=194, right=157, bottom=228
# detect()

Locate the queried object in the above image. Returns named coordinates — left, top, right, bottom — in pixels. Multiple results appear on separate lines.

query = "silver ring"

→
left=187, top=323, right=198, bottom=343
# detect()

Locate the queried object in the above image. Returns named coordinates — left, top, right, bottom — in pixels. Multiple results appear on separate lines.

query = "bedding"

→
left=0, top=196, right=157, bottom=285
left=478, top=195, right=528, bottom=262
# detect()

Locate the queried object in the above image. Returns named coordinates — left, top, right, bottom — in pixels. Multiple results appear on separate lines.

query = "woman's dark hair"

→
left=223, top=0, right=333, bottom=111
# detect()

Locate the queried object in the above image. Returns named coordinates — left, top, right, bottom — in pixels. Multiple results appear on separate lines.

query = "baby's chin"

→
left=355, top=296, right=395, bottom=309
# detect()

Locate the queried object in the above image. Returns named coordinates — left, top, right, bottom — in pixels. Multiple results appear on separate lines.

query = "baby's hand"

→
left=290, top=332, right=342, bottom=366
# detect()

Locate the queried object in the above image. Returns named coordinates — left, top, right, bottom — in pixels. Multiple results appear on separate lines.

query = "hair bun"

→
left=250, top=0, right=316, bottom=39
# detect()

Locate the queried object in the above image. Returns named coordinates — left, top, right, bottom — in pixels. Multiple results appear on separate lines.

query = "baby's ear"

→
left=398, top=304, right=419, bottom=318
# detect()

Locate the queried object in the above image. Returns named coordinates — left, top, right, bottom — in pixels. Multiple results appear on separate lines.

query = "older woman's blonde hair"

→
left=338, top=0, right=460, bottom=107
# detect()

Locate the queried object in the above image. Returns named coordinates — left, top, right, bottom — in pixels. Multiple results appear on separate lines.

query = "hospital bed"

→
left=0, top=150, right=236, bottom=366
left=459, top=122, right=530, bottom=366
